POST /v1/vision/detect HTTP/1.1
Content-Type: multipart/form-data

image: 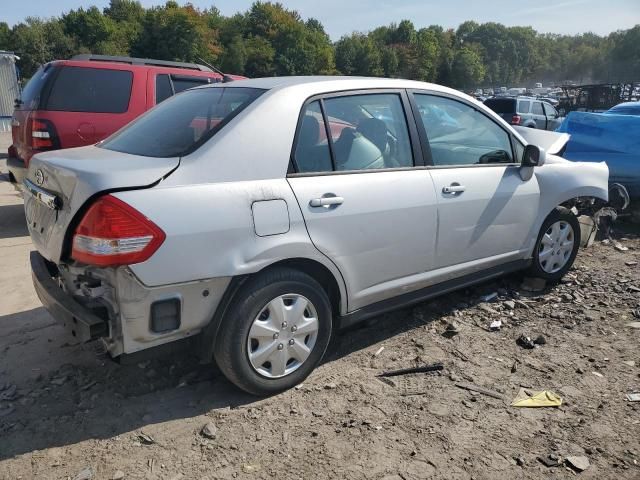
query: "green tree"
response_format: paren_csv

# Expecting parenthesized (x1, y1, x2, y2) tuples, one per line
(451, 46, 485, 88)
(0, 22, 11, 50)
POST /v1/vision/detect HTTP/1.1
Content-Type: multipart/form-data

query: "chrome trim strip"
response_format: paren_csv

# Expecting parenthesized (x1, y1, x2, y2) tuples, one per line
(23, 179, 61, 210)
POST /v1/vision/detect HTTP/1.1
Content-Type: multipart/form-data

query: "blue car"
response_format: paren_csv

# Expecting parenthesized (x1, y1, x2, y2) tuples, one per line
(604, 101, 640, 116)
(557, 110, 640, 200)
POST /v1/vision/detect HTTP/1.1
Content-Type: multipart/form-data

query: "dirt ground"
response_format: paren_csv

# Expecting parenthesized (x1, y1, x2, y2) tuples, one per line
(0, 151, 639, 479)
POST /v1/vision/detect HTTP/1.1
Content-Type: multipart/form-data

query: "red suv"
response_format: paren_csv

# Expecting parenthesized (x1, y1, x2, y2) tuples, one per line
(7, 54, 243, 187)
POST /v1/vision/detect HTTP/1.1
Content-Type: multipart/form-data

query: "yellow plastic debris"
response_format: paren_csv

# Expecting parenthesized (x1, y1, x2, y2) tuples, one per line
(510, 388, 562, 407)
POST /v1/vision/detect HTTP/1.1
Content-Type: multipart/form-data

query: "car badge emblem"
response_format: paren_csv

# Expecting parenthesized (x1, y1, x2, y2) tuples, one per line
(35, 169, 45, 186)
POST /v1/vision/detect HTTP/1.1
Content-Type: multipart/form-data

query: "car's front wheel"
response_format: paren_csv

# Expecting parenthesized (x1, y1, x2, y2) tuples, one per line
(214, 267, 333, 396)
(529, 207, 580, 281)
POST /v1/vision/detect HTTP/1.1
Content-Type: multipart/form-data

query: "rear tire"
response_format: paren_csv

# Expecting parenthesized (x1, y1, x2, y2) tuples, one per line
(528, 207, 580, 281)
(214, 267, 333, 396)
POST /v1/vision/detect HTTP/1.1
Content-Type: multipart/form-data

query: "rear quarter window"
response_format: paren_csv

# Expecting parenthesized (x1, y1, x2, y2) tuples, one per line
(517, 100, 531, 113)
(16, 65, 52, 110)
(100, 87, 264, 158)
(45, 66, 133, 113)
(484, 99, 515, 114)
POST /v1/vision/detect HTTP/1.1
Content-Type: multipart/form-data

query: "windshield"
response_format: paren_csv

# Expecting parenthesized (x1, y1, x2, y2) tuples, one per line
(100, 87, 264, 158)
(484, 98, 516, 114)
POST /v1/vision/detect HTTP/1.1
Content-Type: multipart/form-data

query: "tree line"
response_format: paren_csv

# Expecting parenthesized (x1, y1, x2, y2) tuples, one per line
(0, 0, 638, 89)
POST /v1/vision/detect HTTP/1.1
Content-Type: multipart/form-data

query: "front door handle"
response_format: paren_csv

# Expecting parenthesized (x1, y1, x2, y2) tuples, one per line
(442, 184, 466, 194)
(309, 196, 344, 207)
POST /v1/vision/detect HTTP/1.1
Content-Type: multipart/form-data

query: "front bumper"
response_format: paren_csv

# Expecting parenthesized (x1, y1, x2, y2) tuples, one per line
(7, 156, 26, 191)
(30, 251, 108, 342)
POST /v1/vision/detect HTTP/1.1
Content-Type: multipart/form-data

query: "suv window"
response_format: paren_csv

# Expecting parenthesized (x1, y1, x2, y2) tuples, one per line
(542, 102, 558, 117)
(484, 98, 515, 114)
(155, 74, 173, 104)
(532, 102, 544, 115)
(16, 65, 52, 110)
(414, 94, 513, 166)
(172, 75, 212, 94)
(517, 100, 531, 113)
(45, 66, 133, 113)
(101, 87, 264, 158)
(294, 101, 333, 173)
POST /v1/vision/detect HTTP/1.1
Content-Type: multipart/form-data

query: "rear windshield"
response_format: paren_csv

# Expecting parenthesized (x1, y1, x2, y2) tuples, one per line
(100, 87, 264, 158)
(45, 66, 133, 113)
(16, 65, 52, 110)
(484, 98, 515, 114)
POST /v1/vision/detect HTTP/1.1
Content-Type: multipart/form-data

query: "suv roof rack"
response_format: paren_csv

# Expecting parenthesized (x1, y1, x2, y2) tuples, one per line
(70, 54, 213, 72)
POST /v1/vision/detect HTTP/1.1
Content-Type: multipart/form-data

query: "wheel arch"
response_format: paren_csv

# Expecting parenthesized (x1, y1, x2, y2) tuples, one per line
(198, 256, 347, 362)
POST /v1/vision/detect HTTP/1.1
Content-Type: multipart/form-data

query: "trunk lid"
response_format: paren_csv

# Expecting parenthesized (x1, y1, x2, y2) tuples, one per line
(24, 145, 179, 263)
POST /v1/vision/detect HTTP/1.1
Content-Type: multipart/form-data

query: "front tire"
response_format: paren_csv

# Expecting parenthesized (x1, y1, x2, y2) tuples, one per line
(214, 267, 333, 396)
(529, 207, 580, 281)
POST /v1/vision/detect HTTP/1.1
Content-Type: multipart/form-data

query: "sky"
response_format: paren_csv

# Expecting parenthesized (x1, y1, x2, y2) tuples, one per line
(2, 0, 639, 38)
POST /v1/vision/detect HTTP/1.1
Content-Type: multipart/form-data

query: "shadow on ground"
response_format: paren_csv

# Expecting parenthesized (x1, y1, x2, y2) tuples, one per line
(0, 203, 28, 239)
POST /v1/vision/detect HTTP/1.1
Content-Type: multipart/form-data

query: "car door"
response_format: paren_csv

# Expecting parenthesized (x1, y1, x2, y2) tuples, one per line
(542, 102, 562, 130)
(287, 92, 438, 311)
(410, 92, 540, 275)
(531, 101, 547, 129)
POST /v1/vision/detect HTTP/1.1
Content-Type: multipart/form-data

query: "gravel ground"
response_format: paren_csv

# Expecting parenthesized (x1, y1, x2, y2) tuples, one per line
(0, 155, 639, 479)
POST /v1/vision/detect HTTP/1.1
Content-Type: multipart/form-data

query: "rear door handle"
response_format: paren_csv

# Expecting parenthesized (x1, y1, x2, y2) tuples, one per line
(309, 196, 344, 207)
(442, 184, 466, 194)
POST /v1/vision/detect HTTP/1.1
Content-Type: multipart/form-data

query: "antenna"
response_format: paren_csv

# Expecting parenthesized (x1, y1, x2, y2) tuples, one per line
(196, 57, 235, 83)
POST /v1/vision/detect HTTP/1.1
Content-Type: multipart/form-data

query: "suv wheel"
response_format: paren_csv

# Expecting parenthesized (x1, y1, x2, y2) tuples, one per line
(529, 207, 580, 281)
(214, 267, 333, 396)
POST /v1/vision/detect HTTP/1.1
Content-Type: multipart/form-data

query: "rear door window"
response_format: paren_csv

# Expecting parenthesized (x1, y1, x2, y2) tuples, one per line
(155, 74, 173, 104)
(16, 65, 53, 110)
(532, 102, 544, 115)
(45, 66, 133, 113)
(101, 87, 264, 158)
(294, 101, 333, 173)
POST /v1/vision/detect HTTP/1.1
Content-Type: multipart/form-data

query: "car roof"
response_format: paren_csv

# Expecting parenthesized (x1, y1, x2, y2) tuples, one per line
(217, 75, 462, 96)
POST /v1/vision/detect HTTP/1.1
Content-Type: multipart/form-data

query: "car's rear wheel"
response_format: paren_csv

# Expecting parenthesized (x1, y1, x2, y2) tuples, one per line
(214, 267, 333, 396)
(529, 207, 580, 281)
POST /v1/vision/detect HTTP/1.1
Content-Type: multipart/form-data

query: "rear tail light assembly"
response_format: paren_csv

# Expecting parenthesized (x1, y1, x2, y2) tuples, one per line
(511, 115, 522, 125)
(26, 118, 60, 166)
(71, 195, 165, 267)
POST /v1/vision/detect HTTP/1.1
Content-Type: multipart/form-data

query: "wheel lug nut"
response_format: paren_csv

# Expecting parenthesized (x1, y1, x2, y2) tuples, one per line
(273, 332, 279, 339)
(288, 339, 295, 345)
(282, 321, 288, 328)
(291, 325, 297, 332)
(277, 343, 284, 350)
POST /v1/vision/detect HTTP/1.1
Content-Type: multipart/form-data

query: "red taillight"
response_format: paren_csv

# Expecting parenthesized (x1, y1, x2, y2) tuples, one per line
(511, 115, 521, 125)
(28, 118, 58, 151)
(71, 195, 165, 267)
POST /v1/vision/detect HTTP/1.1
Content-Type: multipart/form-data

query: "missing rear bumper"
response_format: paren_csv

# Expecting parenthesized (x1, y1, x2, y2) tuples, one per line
(30, 251, 108, 342)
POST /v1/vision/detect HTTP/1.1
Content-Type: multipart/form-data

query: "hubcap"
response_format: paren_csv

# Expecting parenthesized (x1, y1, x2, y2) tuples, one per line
(247, 294, 319, 378)
(538, 220, 575, 273)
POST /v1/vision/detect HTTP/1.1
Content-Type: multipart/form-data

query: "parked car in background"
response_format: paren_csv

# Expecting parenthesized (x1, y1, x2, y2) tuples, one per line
(7, 54, 244, 188)
(484, 96, 563, 130)
(26, 77, 608, 396)
(604, 101, 640, 116)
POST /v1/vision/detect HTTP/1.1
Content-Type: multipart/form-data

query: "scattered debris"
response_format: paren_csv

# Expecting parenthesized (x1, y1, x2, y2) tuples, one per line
(622, 360, 636, 367)
(489, 319, 502, 331)
(625, 261, 638, 266)
(455, 382, 504, 400)
(137, 432, 155, 445)
(521, 277, 546, 292)
(538, 454, 562, 468)
(592, 371, 604, 378)
(324, 382, 337, 390)
(378, 363, 444, 378)
(613, 241, 629, 252)
(510, 389, 562, 407)
(442, 321, 460, 339)
(73, 467, 94, 480)
(200, 422, 218, 439)
(533, 335, 546, 345)
(503, 300, 516, 310)
(627, 322, 640, 329)
(511, 360, 519, 373)
(373, 346, 385, 357)
(516, 335, 535, 349)
(112, 471, 125, 480)
(565, 455, 590, 472)
(626, 393, 640, 402)
(480, 292, 498, 302)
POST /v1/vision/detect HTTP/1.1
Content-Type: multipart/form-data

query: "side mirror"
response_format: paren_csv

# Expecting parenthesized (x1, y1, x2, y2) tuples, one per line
(522, 144, 546, 167)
